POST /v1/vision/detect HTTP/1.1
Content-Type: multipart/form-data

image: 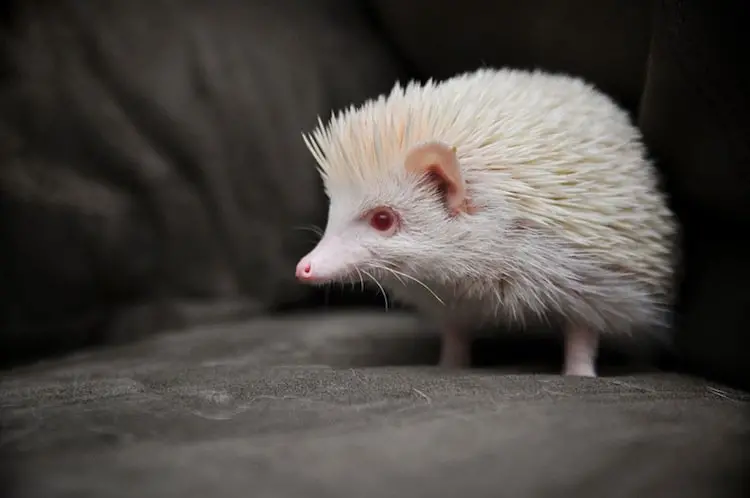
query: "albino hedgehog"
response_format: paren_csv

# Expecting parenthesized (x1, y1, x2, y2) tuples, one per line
(295, 68, 678, 377)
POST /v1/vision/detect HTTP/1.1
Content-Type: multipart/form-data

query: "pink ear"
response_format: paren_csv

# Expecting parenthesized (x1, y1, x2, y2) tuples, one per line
(404, 142, 476, 215)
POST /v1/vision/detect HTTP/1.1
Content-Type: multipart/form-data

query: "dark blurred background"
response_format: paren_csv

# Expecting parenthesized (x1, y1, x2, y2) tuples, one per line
(0, 1, 748, 497)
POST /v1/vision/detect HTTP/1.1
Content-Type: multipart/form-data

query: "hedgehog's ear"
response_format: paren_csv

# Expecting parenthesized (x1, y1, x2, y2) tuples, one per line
(404, 142, 475, 216)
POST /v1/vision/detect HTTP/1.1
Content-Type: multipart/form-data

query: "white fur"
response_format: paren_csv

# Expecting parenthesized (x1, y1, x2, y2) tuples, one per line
(302, 68, 678, 342)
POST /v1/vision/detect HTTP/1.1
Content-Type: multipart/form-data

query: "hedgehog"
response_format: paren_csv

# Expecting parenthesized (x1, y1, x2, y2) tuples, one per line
(294, 67, 678, 377)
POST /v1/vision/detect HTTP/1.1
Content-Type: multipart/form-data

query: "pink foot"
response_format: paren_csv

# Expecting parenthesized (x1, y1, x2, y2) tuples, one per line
(563, 323, 599, 377)
(438, 326, 472, 368)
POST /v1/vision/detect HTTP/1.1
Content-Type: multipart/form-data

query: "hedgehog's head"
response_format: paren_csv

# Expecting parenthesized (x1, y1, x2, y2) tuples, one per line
(295, 141, 478, 286)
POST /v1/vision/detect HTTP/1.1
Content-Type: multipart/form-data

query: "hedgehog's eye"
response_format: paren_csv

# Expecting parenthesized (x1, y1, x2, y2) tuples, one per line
(366, 207, 398, 235)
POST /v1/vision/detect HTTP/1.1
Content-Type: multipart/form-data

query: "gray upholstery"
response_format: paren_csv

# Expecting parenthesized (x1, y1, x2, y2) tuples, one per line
(2, 312, 748, 498)
(0, 0, 405, 361)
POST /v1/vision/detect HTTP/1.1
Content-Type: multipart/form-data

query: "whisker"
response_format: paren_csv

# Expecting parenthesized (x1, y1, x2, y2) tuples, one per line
(370, 263, 405, 286)
(292, 225, 324, 238)
(355, 268, 366, 293)
(372, 264, 445, 306)
(361, 269, 389, 311)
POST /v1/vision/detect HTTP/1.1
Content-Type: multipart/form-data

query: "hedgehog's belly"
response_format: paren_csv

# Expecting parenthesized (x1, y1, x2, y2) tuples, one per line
(383, 279, 506, 328)
(382, 272, 668, 337)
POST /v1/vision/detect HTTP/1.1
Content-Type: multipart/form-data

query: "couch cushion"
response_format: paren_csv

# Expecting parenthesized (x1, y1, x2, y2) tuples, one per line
(2, 312, 747, 498)
(0, 0, 405, 363)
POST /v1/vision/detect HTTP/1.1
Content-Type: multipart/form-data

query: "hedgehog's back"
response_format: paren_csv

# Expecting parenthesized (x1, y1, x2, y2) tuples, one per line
(433, 70, 676, 301)
(311, 68, 649, 188)
(440, 70, 677, 306)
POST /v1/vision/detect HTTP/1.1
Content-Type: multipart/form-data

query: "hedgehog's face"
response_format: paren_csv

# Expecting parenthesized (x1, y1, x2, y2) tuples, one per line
(295, 141, 476, 286)
(293, 181, 426, 285)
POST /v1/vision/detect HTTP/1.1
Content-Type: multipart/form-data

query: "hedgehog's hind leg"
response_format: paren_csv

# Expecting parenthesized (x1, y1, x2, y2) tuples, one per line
(562, 323, 599, 377)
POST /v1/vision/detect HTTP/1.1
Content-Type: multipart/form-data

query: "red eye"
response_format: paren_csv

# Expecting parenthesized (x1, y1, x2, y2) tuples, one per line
(368, 208, 397, 233)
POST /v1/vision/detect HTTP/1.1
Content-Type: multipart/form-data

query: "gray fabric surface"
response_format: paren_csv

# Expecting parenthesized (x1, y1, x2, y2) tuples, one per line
(2, 311, 747, 498)
(0, 0, 406, 359)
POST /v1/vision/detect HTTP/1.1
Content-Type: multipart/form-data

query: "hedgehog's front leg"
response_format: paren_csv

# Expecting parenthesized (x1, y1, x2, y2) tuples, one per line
(562, 323, 599, 377)
(438, 326, 472, 368)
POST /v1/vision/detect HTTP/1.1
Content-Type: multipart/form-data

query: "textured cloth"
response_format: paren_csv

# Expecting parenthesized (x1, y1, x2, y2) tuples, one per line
(2, 312, 748, 498)
(0, 0, 404, 362)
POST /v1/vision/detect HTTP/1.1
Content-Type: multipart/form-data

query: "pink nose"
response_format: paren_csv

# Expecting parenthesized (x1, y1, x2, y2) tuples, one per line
(295, 259, 314, 281)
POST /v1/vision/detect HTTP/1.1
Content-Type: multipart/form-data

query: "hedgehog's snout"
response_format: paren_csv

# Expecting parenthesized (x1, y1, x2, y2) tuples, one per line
(296, 233, 368, 284)
(296, 246, 333, 284)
